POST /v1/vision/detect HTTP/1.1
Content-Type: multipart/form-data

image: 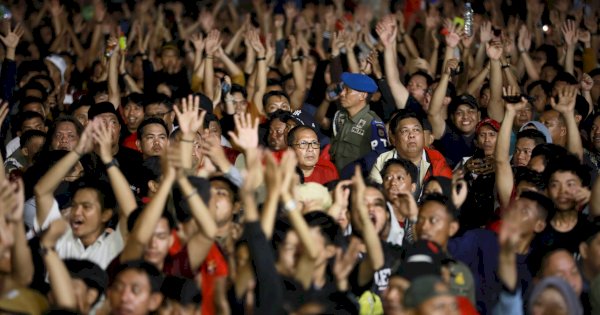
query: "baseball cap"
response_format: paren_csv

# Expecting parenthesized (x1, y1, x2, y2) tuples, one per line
(341, 72, 378, 93)
(448, 94, 479, 115)
(475, 118, 500, 134)
(161, 276, 202, 306)
(446, 260, 476, 305)
(290, 109, 317, 129)
(403, 275, 454, 309)
(396, 240, 445, 281)
(88, 101, 120, 120)
(64, 259, 108, 296)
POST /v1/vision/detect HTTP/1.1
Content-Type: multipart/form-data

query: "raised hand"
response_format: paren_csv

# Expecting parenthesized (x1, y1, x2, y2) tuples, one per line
(175, 94, 206, 135)
(200, 129, 230, 171)
(550, 85, 577, 115)
(480, 21, 493, 44)
(205, 29, 222, 56)
(40, 219, 69, 249)
(283, 1, 298, 22)
(191, 33, 205, 53)
(333, 237, 361, 290)
(342, 29, 358, 49)
(578, 29, 591, 47)
(581, 73, 594, 92)
(366, 50, 382, 78)
(391, 190, 419, 221)
(443, 19, 462, 48)
(502, 86, 528, 112)
(279, 149, 299, 198)
(0, 179, 17, 220)
(74, 120, 97, 156)
(444, 58, 459, 75)
(517, 25, 531, 53)
(264, 151, 282, 194)
(486, 40, 503, 60)
(0, 24, 24, 50)
(561, 19, 579, 47)
(375, 15, 397, 48)
(5, 178, 25, 224)
(241, 148, 264, 194)
(330, 31, 345, 56)
(247, 29, 265, 57)
(93, 119, 115, 164)
(228, 113, 260, 152)
(451, 170, 468, 209)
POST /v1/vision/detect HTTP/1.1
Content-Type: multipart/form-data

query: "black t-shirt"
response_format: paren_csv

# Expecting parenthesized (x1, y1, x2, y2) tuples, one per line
(437, 123, 476, 168)
(351, 240, 403, 296)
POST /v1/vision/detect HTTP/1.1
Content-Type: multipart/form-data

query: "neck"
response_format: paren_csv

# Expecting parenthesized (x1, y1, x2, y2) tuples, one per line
(111, 144, 119, 156)
(216, 223, 232, 240)
(551, 210, 578, 232)
(516, 234, 534, 255)
(79, 229, 104, 247)
(346, 103, 366, 118)
(399, 149, 422, 165)
(312, 262, 328, 288)
(582, 261, 598, 282)
(380, 223, 390, 242)
(301, 165, 315, 177)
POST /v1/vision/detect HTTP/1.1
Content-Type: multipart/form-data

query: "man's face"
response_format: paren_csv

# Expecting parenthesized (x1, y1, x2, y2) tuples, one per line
(292, 129, 320, 169)
(71, 278, 98, 314)
(542, 250, 583, 296)
(73, 106, 90, 127)
(417, 293, 458, 315)
(451, 105, 479, 134)
(277, 230, 300, 276)
(547, 171, 583, 212)
(145, 104, 174, 130)
(540, 110, 565, 144)
(476, 125, 498, 157)
(161, 48, 180, 74)
(265, 95, 291, 115)
(108, 269, 162, 315)
(416, 201, 457, 248)
(124, 102, 144, 132)
(514, 103, 534, 129)
(23, 136, 46, 161)
(363, 187, 389, 235)
(382, 164, 415, 201)
(70, 188, 106, 243)
(207, 121, 222, 139)
(227, 92, 248, 115)
(530, 85, 548, 113)
(479, 88, 490, 109)
(137, 123, 168, 159)
(394, 117, 424, 159)
(513, 138, 536, 167)
(590, 116, 600, 152)
(20, 117, 46, 134)
(592, 74, 600, 105)
(339, 86, 365, 109)
(51, 121, 79, 151)
(407, 75, 428, 103)
(209, 180, 234, 227)
(143, 218, 174, 267)
(97, 113, 121, 146)
(268, 119, 287, 151)
(508, 198, 545, 236)
(22, 102, 46, 117)
(383, 276, 411, 314)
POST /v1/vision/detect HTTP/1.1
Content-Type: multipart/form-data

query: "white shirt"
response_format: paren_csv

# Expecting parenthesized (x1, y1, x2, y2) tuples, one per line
(33, 199, 124, 269)
(5, 136, 20, 157)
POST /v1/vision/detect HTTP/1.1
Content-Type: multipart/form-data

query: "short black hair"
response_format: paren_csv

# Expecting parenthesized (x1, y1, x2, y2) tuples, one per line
(514, 167, 546, 191)
(209, 175, 239, 202)
(263, 90, 291, 110)
(161, 276, 202, 306)
(145, 93, 174, 111)
(407, 70, 433, 87)
(123, 92, 146, 108)
(268, 109, 293, 126)
(551, 71, 579, 88)
(75, 178, 116, 211)
(530, 143, 569, 170)
(48, 116, 84, 142)
(19, 129, 46, 148)
(419, 192, 458, 220)
(127, 207, 176, 232)
(516, 129, 547, 146)
(230, 84, 247, 98)
(137, 118, 169, 140)
(18, 96, 45, 113)
(518, 190, 554, 222)
(544, 154, 591, 187)
(381, 158, 418, 185)
(287, 125, 318, 148)
(389, 110, 422, 135)
(68, 94, 94, 115)
(16, 111, 45, 131)
(303, 211, 340, 245)
(110, 260, 164, 293)
(527, 80, 552, 96)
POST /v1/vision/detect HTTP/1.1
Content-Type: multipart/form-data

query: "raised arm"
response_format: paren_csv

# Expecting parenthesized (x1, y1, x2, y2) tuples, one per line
(551, 85, 583, 160)
(487, 41, 505, 122)
(377, 15, 409, 108)
(517, 25, 539, 81)
(34, 122, 95, 227)
(495, 88, 526, 208)
(248, 29, 269, 116)
(3, 178, 33, 286)
(288, 35, 307, 110)
(561, 19, 578, 76)
(428, 59, 457, 139)
(93, 121, 137, 238)
(0, 24, 24, 62)
(41, 219, 76, 310)
(352, 166, 384, 286)
(120, 158, 176, 263)
(261, 153, 281, 239)
(107, 37, 121, 109)
(203, 30, 222, 101)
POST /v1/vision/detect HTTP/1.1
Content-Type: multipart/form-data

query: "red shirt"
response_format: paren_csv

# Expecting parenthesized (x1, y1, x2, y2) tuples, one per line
(200, 244, 229, 315)
(304, 144, 339, 184)
(122, 132, 141, 152)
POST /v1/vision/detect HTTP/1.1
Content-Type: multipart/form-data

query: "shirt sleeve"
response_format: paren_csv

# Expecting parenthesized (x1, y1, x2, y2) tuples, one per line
(492, 287, 523, 315)
(33, 199, 61, 232)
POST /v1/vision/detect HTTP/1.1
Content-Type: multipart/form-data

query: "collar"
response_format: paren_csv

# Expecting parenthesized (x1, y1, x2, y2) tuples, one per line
(347, 105, 370, 123)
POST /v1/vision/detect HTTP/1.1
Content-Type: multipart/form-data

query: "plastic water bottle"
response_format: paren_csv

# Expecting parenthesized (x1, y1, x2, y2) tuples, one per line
(464, 2, 473, 37)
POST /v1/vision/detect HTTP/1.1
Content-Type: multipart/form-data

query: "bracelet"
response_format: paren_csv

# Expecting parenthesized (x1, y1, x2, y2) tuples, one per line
(181, 139, 194, 143)
(105, 159, 120, 169)
(283, 199, 298, 212)
(292, 56, 303, 62)
(256, 56, 266, 61)
(185, 189, 198, 201)
(206, 55, 214, 59)
(501, 64, 510, 69)
(39, 245, 55, 256)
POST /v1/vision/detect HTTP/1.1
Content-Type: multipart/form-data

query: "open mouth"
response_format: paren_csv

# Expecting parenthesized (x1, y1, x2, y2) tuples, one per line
(71, 219, 84, 230)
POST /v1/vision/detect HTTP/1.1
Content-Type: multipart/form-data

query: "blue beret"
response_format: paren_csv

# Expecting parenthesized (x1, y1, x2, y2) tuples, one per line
(341, 72, 378, 93)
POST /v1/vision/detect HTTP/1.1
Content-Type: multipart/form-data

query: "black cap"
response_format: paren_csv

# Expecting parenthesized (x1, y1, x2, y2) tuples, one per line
(448, 94, 479, 115)
(63, 259, 108, 296)
(395, 240, 446, 281)
(88, 101, 119, 120)
(161, 276, 202, 305)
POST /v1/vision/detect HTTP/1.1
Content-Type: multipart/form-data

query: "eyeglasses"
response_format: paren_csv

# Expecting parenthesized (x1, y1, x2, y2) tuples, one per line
(294, 141, 320, 149)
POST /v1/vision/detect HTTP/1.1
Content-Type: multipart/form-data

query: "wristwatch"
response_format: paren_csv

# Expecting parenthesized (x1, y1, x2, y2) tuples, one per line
(105, 159, 120, 169)
(283, 199, 298, 212)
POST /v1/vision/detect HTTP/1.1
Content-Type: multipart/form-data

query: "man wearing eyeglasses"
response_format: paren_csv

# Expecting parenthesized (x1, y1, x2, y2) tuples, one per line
(288, 125, 338, 185)
(330, 73, 388, 178)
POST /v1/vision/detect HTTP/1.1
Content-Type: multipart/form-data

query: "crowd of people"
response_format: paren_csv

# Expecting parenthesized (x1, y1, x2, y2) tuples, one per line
(0, 0, 600, 314)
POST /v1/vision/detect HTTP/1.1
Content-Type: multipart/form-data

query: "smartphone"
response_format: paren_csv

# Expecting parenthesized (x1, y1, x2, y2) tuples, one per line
(221, 81, 231, 95)
(326, 83, 343, 99)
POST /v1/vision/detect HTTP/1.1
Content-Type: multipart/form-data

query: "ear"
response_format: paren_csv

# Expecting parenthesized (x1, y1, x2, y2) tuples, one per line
(148, 292, 164, 311)
(325, 244, 336, 259)
(575, 115, 582, 125)
(580, 242, 589, 260)
(101, 209, 114, 223)
(16, 131, 22, 137)
(136, 139, 141, 151)
(426, 133, 434, 147)
(148, 180, 159, 194)
(560, 125, 567, 137)
(448, 221, 459, 238)
(443, 96, 451, 106)
(410, 183, 416, 193)
(359, 92, 367, 101)
(86, 288, 99, 307)
(533, 220, 546, 233)
(21, 147, 30, 157)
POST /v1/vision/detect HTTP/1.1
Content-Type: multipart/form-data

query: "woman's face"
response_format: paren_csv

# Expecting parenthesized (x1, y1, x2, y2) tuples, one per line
(530, 287, 568, 315)
(424, 180, 443, 195)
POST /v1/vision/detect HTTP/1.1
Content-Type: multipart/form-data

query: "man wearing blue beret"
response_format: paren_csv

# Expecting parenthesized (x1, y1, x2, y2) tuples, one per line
(330, 72, 389, 177)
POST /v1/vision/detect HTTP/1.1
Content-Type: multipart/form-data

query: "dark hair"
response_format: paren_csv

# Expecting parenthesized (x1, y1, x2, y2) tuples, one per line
(19, 129, 46, 148)
(536, 45, 558, 64)
(88, 80, 109, 97)
(516, 129, 547, 146)
(551, 71, 579, 88)
(74, 178, 116, 211)
(123, 92, 146, 108)
(381, 158, 418, 185)
(18, 96, 45, 113)
(110, 260, 164, 293)
(21, 80, 49, 101)
(389, 110, 422, 135)
(209, 175, 239, 202)
(268, 109, 293, 126)
(530, 143, 569, 170)
(127, 207, 176, 232)
(68, 94, 94, 115)
(263, 90, 291, 111)
(137, 118, 169, 140)
(543, 154, 591, 187)
(287, 125, 318, 148)
(527, 80, 552, 96)
(230, 84, 248, 98)
(518, 190, 554, 222)
(514, 167, 546, 191)
(161, 276, 202, 306)
(419, 193, 458, 220)
(16, 111, 45, 131)
(407, 70, 433, 87)
(145, 93, 174, 111)
(303, 211, 340, 245)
